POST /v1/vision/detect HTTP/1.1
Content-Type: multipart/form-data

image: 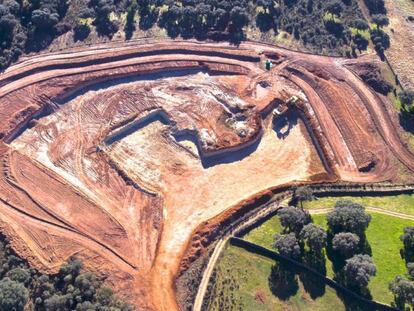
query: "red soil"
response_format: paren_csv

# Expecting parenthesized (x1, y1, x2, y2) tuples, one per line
(0, 40, 413, 311)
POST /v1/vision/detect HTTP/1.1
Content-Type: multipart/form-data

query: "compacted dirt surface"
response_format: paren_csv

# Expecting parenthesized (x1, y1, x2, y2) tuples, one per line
(0, 40, 414, 310)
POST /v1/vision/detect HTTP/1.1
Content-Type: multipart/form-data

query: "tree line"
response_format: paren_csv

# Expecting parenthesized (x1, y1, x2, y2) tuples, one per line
(0, 0, 390, 70)
(390, 225, 414, 310)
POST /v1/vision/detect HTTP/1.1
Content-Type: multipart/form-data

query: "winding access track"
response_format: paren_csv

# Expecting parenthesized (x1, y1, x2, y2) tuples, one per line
(0, 40, 414, 311)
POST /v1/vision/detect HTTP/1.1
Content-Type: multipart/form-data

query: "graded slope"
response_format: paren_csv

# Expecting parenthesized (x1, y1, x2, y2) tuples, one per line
(0, 40, 412, 311)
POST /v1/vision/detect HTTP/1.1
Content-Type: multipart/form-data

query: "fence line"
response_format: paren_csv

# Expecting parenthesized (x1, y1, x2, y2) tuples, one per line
(193, 182, 414, 310)
(229, 237, 398, 311)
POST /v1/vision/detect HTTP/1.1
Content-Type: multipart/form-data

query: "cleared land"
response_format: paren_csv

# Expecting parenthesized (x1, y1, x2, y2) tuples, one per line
(0, 40, 413, 310)
(383, 0, 414, 89)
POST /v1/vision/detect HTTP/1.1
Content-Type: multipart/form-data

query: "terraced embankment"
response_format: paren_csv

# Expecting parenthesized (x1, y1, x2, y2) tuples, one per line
(0, 40, 413, 311)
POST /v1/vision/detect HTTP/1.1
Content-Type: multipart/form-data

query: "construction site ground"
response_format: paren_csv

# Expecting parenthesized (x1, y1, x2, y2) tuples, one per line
(0, 40, 413, 310)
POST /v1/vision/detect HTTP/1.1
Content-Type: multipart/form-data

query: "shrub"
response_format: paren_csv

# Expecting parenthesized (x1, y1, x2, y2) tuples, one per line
(398, 90, 414, 108)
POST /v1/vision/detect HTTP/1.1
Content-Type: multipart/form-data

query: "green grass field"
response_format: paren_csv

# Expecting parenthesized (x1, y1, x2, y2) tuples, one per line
(243, 216, 283, 249)
(313, 212, 412, 304)
(241, 197, 414, 305)
(303, 194, 414, 216)
(205, 244, 346, 311)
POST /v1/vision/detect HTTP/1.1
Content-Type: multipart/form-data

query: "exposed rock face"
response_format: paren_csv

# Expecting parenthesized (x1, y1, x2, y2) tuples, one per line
(0, 40, 413, 311)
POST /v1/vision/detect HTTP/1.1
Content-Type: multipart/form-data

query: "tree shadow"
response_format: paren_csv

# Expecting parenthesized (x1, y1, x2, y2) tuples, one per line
(268, 262, 299, 300)
(336, 291, 373, 311)
(139, 11, 158, 31)
(300, 252, 327, 299)
(325, 232, 374, 310)
(399, 110, 414, 135)
(272, 111, 298, 139)
(25, 31, 54, 53)
(74, 24, 91, 42)
(360, 234, 372, 256)
(94, 18, 118, 38)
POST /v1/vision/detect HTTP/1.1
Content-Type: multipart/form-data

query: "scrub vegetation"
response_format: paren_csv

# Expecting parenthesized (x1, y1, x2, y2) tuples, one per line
(0, 0, 390, 70)
(0, 235, 132, 311)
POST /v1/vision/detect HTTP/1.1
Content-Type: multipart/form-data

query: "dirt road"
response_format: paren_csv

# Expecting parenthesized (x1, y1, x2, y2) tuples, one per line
(309, 207, 414, 221)
(0, 40, 413, 311)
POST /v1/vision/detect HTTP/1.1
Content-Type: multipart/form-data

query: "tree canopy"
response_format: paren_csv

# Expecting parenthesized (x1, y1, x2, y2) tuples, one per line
(371, 14, 389, 28)
(401, 226, 414, 263)
(0, 278, 29, 311)
(343, 254, 376, 289)
(332, 232, 360, 258)
(0, 235, 133, 311)
(278, 206, 311, 234)
(0, 0, 372, 70)
(273, 233, 302, 259)
(327, 200, 371, 236)
(299, 223, 327, 252)
(294, 186, 314, 208)
(389, 276, 414, 310)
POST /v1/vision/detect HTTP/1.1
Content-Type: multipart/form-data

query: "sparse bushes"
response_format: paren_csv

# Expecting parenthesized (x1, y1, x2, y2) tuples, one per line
(361, 68, 393, 94)
(399, 90, 414, 114)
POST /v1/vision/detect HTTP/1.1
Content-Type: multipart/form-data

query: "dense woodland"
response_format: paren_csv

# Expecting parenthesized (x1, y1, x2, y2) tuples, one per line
(0, 235, 133, 311)
(0, 0, 391, 70)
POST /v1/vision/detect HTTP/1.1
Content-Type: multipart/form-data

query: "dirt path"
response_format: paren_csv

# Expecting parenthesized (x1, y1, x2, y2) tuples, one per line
(309, 206, 414, 221)
(193, 237, 228, 311)
(1, 40, 414, 311)
(193, 199, 290, 311)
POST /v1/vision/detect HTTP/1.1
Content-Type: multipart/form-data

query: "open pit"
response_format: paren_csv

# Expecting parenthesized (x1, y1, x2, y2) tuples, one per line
(0, 40, 413, 311)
